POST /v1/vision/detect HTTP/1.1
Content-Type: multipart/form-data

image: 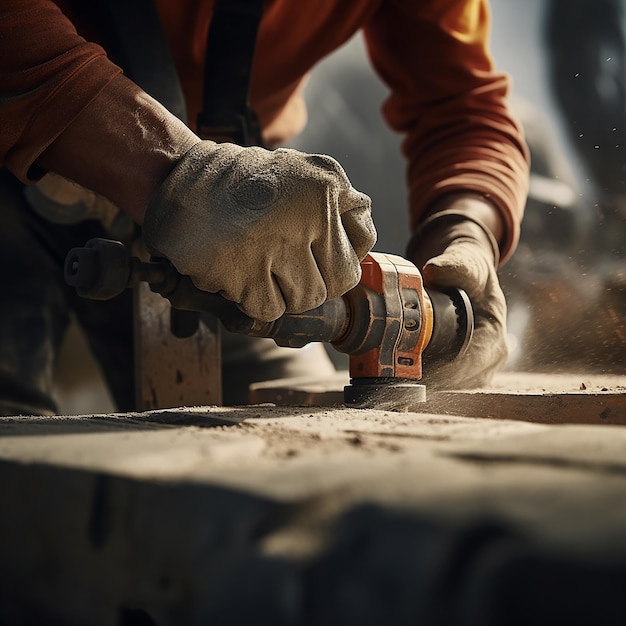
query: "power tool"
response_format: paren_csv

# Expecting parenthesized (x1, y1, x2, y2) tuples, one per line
(64, 238, 473, 408)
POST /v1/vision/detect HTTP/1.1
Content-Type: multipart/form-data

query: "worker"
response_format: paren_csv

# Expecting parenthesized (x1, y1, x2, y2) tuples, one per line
(0, 0, 529, 416)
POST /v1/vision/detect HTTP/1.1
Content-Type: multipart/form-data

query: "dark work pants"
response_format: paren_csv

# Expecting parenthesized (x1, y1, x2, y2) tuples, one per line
(0, 170, 135, 416)
(0, 170, 336, 416)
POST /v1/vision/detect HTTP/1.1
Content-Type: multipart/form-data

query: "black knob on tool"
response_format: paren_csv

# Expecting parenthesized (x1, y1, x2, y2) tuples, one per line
(64, 238, 132, 300)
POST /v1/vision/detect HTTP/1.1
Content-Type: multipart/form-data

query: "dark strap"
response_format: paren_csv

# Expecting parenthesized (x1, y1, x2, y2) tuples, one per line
(197, 0, 265, 146)
(68, 0, 188, 123)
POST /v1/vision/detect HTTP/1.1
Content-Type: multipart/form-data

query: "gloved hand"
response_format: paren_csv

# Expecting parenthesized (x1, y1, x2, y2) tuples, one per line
(408, 208, 508, 389)
(142, 141, 377, 322)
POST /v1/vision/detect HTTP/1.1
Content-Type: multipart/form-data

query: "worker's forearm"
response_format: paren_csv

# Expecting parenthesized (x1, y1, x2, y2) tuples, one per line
(407, 192, 505, 268)
(426, 192, 504, 243)
(35, 73, 201, 224)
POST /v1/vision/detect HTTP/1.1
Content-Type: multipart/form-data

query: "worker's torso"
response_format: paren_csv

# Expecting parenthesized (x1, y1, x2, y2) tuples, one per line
(55, 0, 384, 142)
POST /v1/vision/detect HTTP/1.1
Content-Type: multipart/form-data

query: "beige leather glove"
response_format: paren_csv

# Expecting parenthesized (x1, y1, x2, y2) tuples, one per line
(408, 209, 507, 390)
(143, 141, 377, 321)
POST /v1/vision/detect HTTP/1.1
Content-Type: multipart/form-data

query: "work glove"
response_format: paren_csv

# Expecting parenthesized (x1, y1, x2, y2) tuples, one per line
(142, 141, 377, 322)
(408, 210, 507, 389)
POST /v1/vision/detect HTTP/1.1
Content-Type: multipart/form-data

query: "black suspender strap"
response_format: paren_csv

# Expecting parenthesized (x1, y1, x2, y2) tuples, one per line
(68, 0, 264, 144)
(70, 0, 189, 124)
(197, 0, 265, 146)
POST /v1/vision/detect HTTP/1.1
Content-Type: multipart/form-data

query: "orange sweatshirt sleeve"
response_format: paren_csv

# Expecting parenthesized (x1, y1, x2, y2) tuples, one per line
(0, 0, 199, 222)
(0, 0, 121, 180)
(363, 0, 530, 262)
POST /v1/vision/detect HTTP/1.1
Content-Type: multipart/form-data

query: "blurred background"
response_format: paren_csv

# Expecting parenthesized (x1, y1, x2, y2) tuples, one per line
(53, 0, 626, 413)
(286, 0, 626, 376)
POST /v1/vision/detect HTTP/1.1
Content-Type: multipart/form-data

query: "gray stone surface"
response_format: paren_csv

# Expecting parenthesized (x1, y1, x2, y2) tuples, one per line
(2, 406, 626, 624)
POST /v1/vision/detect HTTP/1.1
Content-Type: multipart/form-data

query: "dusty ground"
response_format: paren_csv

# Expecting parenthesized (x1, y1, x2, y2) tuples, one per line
(3, 399, 626, 624)
(4, 366, 624, 624)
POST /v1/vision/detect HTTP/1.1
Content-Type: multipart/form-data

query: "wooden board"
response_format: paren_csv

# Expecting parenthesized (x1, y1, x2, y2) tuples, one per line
(249, 371, 626, 425)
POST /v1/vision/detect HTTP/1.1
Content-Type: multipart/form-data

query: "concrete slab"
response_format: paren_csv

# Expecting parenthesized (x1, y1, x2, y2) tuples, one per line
(3, 404, 626, 624)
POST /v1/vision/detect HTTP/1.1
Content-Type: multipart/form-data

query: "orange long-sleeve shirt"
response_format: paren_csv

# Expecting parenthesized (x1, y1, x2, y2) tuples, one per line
(0, 0, 529, 260)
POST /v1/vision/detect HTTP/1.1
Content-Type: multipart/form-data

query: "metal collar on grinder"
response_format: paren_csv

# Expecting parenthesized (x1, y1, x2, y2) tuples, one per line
(340, 253, 473, 409)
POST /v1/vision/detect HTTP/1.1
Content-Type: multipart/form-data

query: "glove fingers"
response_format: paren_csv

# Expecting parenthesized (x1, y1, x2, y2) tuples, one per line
(311, 226, 362, 301)
(422, 241, 490, 299)
(236, 278, 285, 322)
(425, 269, 508, 389)
(426, 241, 508, 331)
(221, 254, 329, 321)
(465, 312, 509, 386)
(302, 153, 351, 185)
(274, 249, 328, 314)
(198, 267, 287, 323)
(302, 152, 377, 261)
(420, 235, 508, 389)
(340, 198, 377, 260)
(424, 317, 508, 390)
(303, 186, 371, 300)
